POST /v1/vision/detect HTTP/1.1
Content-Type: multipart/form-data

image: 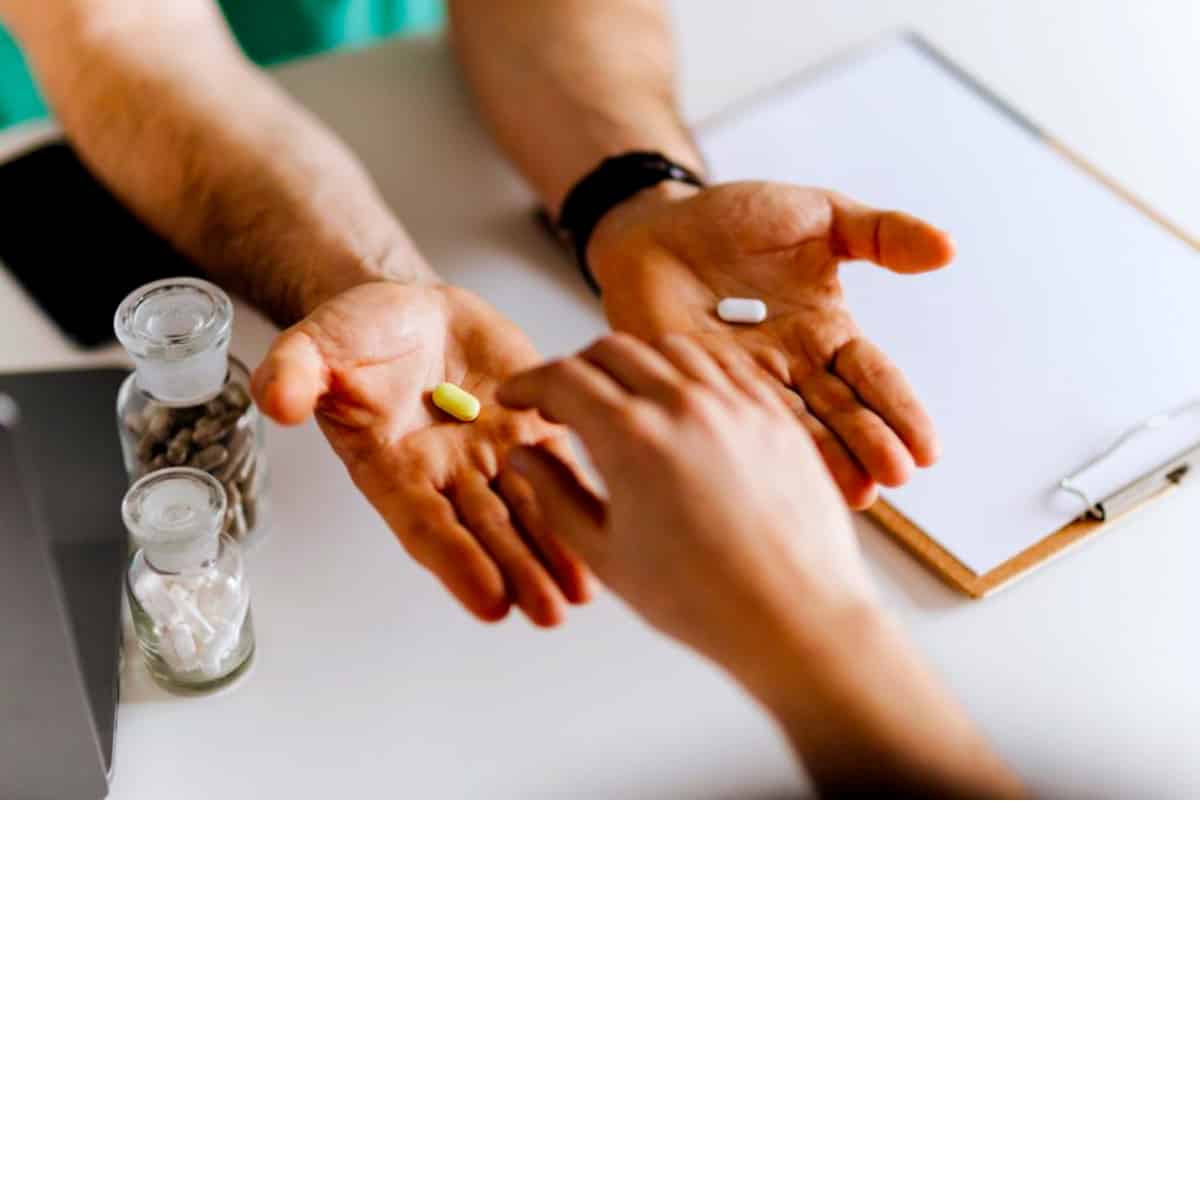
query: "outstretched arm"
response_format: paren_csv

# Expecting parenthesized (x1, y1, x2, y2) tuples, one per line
(1, 0, 430, 326)
(450, 0, 955, 510)
(498, 335, 1022, 799)
(3, 0, 591, 625)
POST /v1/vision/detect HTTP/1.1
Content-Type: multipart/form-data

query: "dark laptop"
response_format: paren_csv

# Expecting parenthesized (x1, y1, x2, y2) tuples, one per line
(0, 370, 128, 799)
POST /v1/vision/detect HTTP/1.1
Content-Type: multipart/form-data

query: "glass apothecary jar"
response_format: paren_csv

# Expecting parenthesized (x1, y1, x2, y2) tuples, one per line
(122, 468, 256, 693)
(115, 277, 271, 545)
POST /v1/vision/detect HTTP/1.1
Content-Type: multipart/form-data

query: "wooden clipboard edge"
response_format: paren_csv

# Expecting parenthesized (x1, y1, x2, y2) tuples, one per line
(1049, 139, 1200, 253)
(866, 500, 1118, 598)
(868, 482, 1182, 599)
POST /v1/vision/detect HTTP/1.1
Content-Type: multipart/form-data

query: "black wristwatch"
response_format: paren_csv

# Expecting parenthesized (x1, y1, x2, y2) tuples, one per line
(556, 151, 707, 294)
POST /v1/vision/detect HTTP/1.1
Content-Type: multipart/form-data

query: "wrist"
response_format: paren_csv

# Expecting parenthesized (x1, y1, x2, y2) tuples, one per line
(294, 245, 441, 322)
(585, 178, 701, 286)
(728, 597, 895, 719)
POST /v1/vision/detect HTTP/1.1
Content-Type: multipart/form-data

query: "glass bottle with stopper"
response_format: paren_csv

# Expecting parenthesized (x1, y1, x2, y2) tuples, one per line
(122, 467, 256, 692)
(115, 277, 270, 544)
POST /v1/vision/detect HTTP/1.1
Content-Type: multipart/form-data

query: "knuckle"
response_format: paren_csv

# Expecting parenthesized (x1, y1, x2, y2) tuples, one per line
(584, 333, 624, 359)
(652, 332, 692, 359)
(404, 511, 441, 547)
(599, 331, 641, 354)
(529, 358, 572, 390)
(858, 360, 889, 389)
(475, 506, 513, 538)
(617, 405, 667, 447)
(674, 382, 717, 416)
(557, 357, 598, 389)
(844, 408, 884, 441)
(480, 407, 522, 443)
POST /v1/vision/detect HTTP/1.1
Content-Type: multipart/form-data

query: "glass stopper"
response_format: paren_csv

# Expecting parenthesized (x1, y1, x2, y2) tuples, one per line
(122, 467, 227, 572)
(115, 278, 234, 406)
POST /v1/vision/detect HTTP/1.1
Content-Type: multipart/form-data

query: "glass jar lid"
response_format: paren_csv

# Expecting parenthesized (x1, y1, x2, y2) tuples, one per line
(115, 278, 234, 405)
(122, 467, 227, 572)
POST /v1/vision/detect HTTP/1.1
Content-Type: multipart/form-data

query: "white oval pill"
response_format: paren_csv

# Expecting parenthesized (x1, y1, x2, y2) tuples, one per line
(717, 297, 768, 325)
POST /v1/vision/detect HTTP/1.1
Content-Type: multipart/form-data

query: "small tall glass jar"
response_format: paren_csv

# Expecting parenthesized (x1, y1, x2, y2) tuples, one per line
(122, 468, 256, 693)
(115, 277, 271, 545)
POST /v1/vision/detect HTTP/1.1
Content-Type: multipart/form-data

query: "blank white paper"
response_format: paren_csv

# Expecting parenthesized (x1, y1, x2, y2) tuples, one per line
(699, 36, 1200, 575)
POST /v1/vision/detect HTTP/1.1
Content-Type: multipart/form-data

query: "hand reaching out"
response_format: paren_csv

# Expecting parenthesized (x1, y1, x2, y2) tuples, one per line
(252, 282, 591, 625)
(496, 333, 1021, 799)
(496, 332, 877, 680)
(587, 181, 956, 509)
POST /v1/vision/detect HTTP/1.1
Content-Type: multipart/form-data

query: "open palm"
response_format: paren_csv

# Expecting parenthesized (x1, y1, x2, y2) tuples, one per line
(589, 181, 955, 508)
(252, 282, 591, 624)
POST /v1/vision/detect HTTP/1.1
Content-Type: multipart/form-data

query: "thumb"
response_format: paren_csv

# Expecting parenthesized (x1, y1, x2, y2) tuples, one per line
(505, 445, 608, 570)
(251, 327, 330, 426)
(830, 193, 956, 275)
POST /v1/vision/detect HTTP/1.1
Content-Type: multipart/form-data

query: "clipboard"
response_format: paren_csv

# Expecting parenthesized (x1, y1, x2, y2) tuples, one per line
(697, 34, 1200, 599)
(868, 129, 1200, 598)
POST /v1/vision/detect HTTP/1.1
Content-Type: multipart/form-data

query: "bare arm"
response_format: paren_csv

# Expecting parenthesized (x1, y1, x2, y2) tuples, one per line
(747, 606, 1019, 800)
(1, 0, 433, 325)
(447, 0, 702, 216)
(498, 335, 1023, 800)
(2, 0, 597, 626)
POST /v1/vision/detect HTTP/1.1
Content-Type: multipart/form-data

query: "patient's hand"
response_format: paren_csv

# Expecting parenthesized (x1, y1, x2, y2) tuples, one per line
(253, 282, 590, 625)
(497, 332, 878, 676)
(498, 334, 1023, 799)
(587, 181, 954, 509)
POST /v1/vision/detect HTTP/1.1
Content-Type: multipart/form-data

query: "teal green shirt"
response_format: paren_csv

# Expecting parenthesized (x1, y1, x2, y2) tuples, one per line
(0, 0, 443, 130)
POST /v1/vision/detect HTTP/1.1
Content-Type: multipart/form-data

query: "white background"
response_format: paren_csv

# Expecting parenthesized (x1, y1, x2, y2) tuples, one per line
(1, 802, 1198, 1198)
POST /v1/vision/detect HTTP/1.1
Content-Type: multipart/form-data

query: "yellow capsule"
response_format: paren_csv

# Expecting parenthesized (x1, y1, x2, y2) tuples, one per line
(432, 382, 481, 423)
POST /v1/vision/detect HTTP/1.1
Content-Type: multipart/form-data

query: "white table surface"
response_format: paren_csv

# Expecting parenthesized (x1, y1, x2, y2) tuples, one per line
(2, 0, 1197, 798)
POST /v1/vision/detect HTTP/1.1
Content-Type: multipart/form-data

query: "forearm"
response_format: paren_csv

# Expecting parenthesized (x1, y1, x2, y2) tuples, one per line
(735, 605, 1024, 799)
(448, 0, 703, 216)
(6, 0, 432, 326)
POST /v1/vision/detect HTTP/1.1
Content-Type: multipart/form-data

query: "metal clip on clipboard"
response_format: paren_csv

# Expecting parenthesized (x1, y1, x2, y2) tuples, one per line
(1059, 398, 1200, 521)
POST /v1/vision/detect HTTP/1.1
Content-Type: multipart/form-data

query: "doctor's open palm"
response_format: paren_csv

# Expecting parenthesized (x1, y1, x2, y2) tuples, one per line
(252, 281, 591, 625)
(587, 181, 956, 510)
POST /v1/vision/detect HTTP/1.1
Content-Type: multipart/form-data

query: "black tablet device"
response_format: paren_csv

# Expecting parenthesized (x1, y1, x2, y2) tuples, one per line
(0, 141, 196, 347)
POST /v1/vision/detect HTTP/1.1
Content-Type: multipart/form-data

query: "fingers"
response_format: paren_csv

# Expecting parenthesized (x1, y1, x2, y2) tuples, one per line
(794, 408, 879, 510)
(505, 445, 608, 570)
(579, 333, 686, 405)
(385, 484, 511, 622)
(451, 471, 570, 628)
(497, 354, 632, 450)
(829, 193, 956, 275)
(664, 338, 878, 506)
(716, 348, 882, 507)
(251, 327, 329, 426)
(686, 339, 797, 415)
(796, 370, 916, 488)
(503, 333, 886, 511)
(651, 334, 758, 405)
(495, 447, 595, 606)
(832, 338, 941, 466)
